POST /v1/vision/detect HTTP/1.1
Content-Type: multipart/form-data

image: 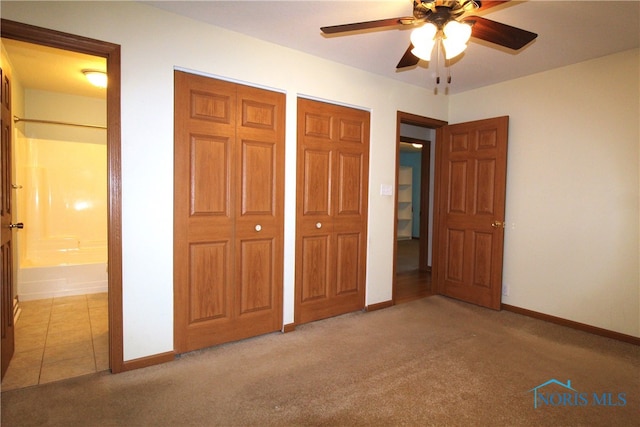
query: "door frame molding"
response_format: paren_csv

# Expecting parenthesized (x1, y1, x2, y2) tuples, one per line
(1, 19, 124, 373)
(393, 111, 447, 302)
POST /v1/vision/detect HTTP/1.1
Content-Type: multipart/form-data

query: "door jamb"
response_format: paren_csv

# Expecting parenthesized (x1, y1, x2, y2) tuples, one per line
(1, 19, 124, 373)
(393, 111, 447, 303)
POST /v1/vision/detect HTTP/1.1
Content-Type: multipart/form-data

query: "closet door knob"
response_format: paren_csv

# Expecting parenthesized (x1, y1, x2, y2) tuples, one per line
(255, 224, 262, 232)
(315, 222, 322, 229)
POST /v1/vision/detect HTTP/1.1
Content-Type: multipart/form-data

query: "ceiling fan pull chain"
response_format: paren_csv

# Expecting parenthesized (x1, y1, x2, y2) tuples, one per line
(447, 58, 452, 84)
(436, 40, 441, 85)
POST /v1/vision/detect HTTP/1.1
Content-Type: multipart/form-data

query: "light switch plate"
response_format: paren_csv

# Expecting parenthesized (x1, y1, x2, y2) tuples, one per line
(380, 184, 393, 196)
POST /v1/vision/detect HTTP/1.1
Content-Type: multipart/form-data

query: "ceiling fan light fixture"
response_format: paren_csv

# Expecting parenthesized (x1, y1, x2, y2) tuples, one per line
(442, 38, 467, 59)
(443, 20, 472, 44)
(410, 23, 437, 48)
(410, 23, 438, 61)
(442, 20, 472, 59)
(411, 42, 436, 61)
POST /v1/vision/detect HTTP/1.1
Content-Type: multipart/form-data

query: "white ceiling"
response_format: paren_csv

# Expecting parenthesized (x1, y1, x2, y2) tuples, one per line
(1, 38, 106, 99)
(144, 0, 640, 94)
(1, 1, 638, 97)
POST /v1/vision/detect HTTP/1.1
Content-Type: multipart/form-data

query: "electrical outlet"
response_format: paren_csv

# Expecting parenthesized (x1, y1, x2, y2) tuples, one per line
(502, 283, 509, 296)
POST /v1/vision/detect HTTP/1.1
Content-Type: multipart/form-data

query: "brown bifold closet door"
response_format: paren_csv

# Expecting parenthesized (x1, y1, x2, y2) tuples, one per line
(295, 98, 370, 325)
(174, 71, 284, 353)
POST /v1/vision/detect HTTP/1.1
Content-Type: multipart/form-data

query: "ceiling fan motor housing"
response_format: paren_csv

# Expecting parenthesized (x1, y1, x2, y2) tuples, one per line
(415, 0, 478, 28)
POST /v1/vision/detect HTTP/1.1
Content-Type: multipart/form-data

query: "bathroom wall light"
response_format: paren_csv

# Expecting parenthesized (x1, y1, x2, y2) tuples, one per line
(83, 70, 107, 88)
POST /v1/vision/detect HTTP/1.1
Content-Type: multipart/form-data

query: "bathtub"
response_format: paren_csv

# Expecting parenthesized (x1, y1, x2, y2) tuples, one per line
(18, 246, 108, 301)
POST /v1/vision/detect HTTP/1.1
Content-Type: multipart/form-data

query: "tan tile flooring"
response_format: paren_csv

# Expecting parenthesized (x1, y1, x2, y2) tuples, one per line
(1, 293, 108, 391)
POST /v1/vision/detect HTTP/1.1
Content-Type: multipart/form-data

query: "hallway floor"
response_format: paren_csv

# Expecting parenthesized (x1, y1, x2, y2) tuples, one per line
(1, 293, 109, 391)
(395, 238, 432, 304)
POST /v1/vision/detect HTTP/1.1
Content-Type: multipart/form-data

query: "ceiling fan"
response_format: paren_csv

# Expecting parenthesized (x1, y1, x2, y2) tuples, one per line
(321, 0, 537, 69)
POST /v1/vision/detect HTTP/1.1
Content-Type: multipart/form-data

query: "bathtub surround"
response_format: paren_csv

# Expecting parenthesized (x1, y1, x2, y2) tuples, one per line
(17, 263, 108, 301)
(14, 89, 108, 301)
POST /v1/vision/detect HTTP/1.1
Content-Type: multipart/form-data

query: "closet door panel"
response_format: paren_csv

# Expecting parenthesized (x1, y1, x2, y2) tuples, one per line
(233, 85, 284, 337)
(175, 72, 284, 353)
(302, 149, 332, 216)
(239, 140, 275, 216)
(336, 151, 364, 216)
(335, 232, 360, 295)
(299, 234, 331, 302)
(190, 135, 230, 216)
(237, 237, 275, 314)
(295, 98, 369, 325)
(189, 241, 230, 323)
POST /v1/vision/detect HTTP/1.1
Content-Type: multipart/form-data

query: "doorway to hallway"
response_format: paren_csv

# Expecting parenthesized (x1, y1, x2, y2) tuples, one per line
(393, 112, 446, 304)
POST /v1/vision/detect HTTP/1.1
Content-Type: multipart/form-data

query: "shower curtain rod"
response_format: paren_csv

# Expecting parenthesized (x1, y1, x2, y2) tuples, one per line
(13, 116, 106, 130)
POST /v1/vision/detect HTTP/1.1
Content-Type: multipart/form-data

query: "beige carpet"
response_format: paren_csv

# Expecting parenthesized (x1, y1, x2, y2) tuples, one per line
(1, 296, 638, 426)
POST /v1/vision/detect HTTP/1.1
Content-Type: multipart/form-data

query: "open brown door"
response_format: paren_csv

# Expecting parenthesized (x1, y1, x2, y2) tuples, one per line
(1, 67, 15, 378)
(434, 116, 508, 310)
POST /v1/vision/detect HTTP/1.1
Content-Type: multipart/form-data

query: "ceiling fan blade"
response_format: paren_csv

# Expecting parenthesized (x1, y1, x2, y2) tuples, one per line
(464, 16, 537, 50)
(397, 44, 420, 69)
(476, 1, 510, 12)
(321, 17, 414, 34)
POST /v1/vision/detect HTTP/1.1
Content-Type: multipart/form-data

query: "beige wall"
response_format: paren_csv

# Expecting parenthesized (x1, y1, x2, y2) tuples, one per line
(1, 1, 449, 360)
(3, 2, 637, 363)
(449, 49, 640, 337)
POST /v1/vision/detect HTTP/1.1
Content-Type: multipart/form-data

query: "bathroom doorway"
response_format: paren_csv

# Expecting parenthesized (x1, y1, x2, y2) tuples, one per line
(1, 38, 108, 388)
(0, 26, 120, 388)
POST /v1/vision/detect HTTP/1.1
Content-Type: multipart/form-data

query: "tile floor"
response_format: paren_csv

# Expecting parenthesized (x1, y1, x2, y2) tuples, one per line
(1, 293, 108, 391)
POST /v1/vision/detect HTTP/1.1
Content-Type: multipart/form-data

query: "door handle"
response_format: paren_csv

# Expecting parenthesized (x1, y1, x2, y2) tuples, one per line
(9, 222, 24, 229)
(316, 222, 322, 229)
(255, 224, 262, 232)
(491, 221, 503, 228)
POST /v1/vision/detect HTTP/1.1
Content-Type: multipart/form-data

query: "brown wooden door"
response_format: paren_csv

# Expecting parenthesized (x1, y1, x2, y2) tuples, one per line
(295, 98, 369, 324)
(174, 71, 284, 353)
(434, 116, 508, 310)
(1, 67, 14, 378)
